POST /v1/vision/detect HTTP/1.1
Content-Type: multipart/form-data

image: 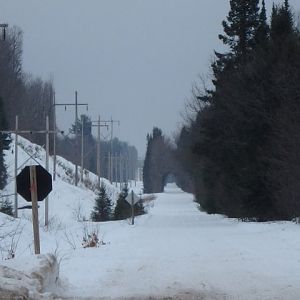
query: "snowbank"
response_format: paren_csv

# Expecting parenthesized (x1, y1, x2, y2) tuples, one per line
(0, 254, 58, 299)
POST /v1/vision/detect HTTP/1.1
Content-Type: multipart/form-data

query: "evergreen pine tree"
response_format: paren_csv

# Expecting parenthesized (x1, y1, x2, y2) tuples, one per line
(271, 0, 294, 42)
(143, 133, 152, 193)
(0, 198, 13, 216)
(143, 128, 163, 193)
(143, 127, 169, 193)
(210, 0, 261, 96)
(91, 183, 113, 221)
(218, 0, 260, 61)
(255, 0, 270, 48)
(114, 184, 131, 220)
(187, 0, 273, 219)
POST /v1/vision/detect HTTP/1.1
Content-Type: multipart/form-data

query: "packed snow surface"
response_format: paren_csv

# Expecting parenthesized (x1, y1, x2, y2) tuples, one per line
(52, 184, 300, 299)
(2, 184, 300, 299)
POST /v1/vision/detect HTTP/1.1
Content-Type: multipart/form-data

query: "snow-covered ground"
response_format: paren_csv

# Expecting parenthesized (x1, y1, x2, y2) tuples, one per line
(46, 184, 299, 300)
(1, 137, 300, 299)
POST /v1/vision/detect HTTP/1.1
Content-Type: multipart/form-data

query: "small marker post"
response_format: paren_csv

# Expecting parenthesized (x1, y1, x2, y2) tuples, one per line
(131, 190, 135, 225)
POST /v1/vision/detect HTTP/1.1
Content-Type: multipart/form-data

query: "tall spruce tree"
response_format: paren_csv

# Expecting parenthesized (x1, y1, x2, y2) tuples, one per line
(263, 0, 300, 219)
(218, 0, 260, 61)
(175, 0, 300, 220)
(186, 0, 273, 219)
(91, 183, 113, 222)
(143, 127, 165, 193)
(271, 0, 294, 41)
(255, 0, 269, 47)
(143, 133, 152, 193)
(211, 0, 261, 97)
(114, 184, 131, 220)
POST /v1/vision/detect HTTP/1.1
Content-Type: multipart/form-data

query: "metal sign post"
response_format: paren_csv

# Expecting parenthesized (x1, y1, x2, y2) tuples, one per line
(17, 164, 52, 254)
(125, 190, 140, 225)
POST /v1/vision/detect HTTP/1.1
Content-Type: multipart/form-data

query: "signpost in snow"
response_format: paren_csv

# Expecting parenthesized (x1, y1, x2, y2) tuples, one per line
(125, 190, 140, 225)
(17, 165, 52, 254)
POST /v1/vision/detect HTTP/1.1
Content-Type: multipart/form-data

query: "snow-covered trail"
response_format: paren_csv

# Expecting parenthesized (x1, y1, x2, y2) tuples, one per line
(57, 184, 300, 299)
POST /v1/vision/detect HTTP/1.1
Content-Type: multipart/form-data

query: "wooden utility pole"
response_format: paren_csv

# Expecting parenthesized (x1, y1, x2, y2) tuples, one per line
(91, 117, 108, 188)
(100, 118, 120, 183)
(14, 116, 18, 218)
(45, 116, 50, 226)
(119, 155, 122, 190)
(97, 116, 100, 187)
(131, 190, 135, 225)
(53, 92, 57, 181)
(75, 91, 79, 186)
(80, 115, 84, 182)
(110, 117, 113, 183)
(30, 165, 40, 254)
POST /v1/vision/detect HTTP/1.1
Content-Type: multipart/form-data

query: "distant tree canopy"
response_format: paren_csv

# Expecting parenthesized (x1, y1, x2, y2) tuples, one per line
(0, 26, 54, 148)
(70, 114, 92, 137)
(143, 127, 186, 193)
(175, 0, 300, 221)
(0, 26, 139, 189)
(56, 116, 138, 183)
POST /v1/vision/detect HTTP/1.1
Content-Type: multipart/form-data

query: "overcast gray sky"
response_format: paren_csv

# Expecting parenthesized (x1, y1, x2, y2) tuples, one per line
(1, 0, 299, 157)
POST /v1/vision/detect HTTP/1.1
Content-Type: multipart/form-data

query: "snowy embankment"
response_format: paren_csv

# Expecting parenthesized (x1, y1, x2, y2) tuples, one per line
(0, 135, 121, 298)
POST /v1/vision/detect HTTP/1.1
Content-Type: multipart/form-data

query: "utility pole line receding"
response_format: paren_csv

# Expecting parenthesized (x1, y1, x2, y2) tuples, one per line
(54, 91, 88, 186)
(80, 115, 84, 183)
(100, 118, 120, 183)
(91, 117, 108, 188)
(110, 117, 113, 183)
(96, 116, 100, 188)
(75, 91, 78, 186)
